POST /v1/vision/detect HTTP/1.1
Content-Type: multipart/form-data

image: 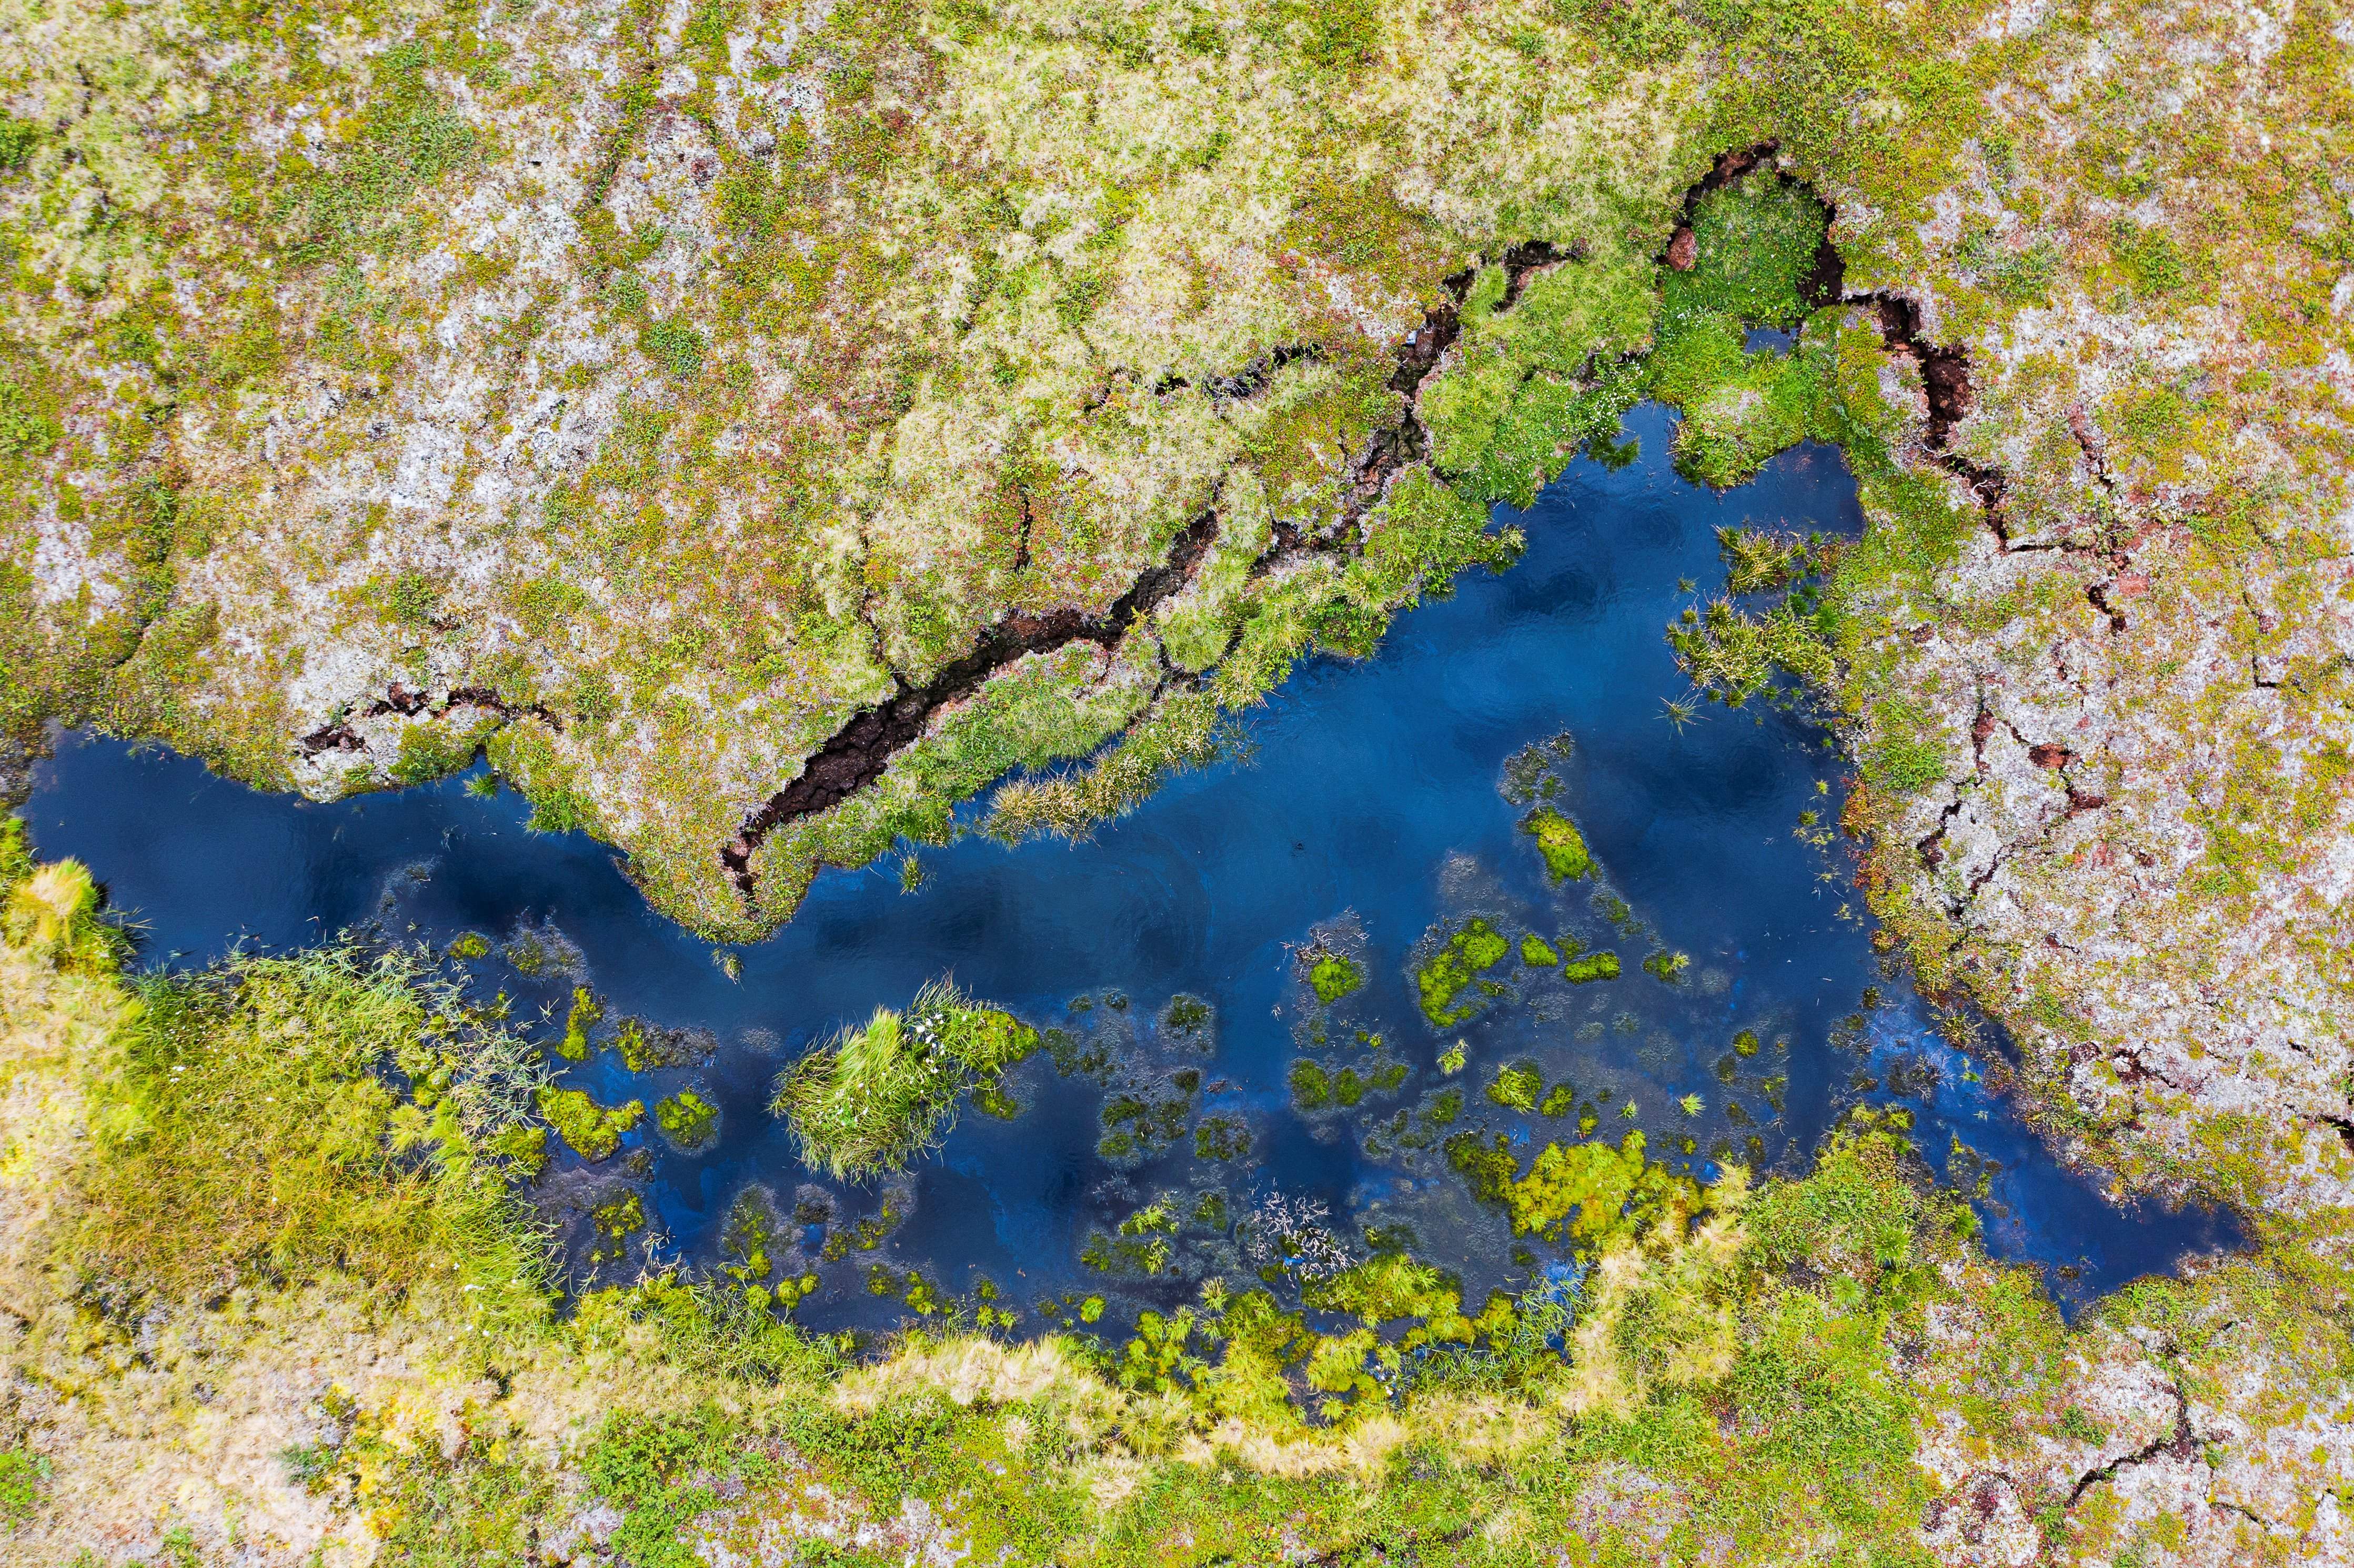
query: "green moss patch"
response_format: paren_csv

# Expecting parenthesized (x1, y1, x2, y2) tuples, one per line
(1305, 951, 1365, 1003)
(1519, 806, 1594, 883)
(1642, 949, 1692, 983)
(552, 987, 601, 1063)
(1414, 918, 1512, 1027)
(537, 1088, 644, 1162)
(654, 1090, 720, 1152)
(1563, 950, 1621, 983)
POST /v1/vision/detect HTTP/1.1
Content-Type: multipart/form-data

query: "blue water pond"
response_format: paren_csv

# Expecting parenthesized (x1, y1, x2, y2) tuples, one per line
(24, 404, 2238, 1328)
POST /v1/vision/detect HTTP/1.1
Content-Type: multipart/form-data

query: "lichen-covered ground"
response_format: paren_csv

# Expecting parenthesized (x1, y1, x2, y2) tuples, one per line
(2, 0, 2352, 1558)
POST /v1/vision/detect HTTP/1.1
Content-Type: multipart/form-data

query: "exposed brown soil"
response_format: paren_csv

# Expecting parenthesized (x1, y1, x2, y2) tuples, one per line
(719, 508, 1221, 893)
(297, 685, 561, 756)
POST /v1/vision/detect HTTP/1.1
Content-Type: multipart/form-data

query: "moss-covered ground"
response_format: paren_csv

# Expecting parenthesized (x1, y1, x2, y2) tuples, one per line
(1, 842, 2345, 1563)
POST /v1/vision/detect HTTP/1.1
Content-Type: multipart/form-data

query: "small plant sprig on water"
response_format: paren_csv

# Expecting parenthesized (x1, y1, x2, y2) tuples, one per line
(771, 980, 1037, 1181)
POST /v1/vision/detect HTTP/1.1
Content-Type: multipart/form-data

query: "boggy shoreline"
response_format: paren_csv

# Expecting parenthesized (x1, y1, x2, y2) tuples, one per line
(720, 147, 2003, 917)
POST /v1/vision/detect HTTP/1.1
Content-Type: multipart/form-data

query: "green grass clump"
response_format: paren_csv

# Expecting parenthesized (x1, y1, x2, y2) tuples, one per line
(1563, 950, 1621, 983)
(537, 1088, 643, 1161)
(1519, 807, 1594, 883)
(2, 845, 124, 973)
(279, 44, 477, 266)
(1540, 1082, 1575, 1117)
(391, 719, 486, 786)
(1642, 174, 1837, 489)
(1502, 1132, 1696, 1249)
(1486, 1060, 1544, 1112)
(770, 980, 1037, 1181)
(71, 934, 548, 1316)
(1518, 933, 1560, 966)
(1415, 919, 1512, 1027)
(1659, 174, 1827, 336)
(0, 1446, 44, 1522)
(1668, 594, 1838, 700)
(486, 1122, 549, 1178)
(1306, 951, 1365, 1003)
(1718, 526, 1813, 594)
(655, 1090, 719, 1151)
(639, 318, 705, 378)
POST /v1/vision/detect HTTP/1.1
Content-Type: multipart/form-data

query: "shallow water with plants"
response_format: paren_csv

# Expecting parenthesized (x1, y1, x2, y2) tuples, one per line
(25, 407, 2234, 1334)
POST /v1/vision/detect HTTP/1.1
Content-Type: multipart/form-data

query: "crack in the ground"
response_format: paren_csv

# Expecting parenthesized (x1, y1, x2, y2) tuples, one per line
(718, 228, 1589, 906)
(297, 683, 562, 758)
(1965, 846, 2008, 901)
(1915, 697, 1994, 871)
(713, 148, 2068, 920)
(2068, 401, 2117, 495)
(718, 504, 1223, 896)
(2107, 1046, 2190, 1093)
(2065, 1370, 2198, 1509)
(2085, 579, 2129, 634)
(1148, 343, 1325, 403)
(1842, 291, 2010, 541)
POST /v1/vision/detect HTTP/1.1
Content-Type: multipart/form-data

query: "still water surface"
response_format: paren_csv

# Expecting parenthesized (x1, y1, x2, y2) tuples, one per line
(25, 405, 2239, 1328)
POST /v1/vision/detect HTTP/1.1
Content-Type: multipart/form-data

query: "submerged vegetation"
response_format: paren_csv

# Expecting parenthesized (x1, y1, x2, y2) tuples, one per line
(4, 840, 2341, 1564)
(770, 980, 1039, 1181)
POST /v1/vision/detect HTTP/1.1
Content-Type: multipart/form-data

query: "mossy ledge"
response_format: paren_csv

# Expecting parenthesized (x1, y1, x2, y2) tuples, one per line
(721, 238, 1542, 911)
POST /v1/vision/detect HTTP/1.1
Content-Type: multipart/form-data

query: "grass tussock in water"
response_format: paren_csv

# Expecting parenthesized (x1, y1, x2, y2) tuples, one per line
(771, 980, 1039, 1181)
